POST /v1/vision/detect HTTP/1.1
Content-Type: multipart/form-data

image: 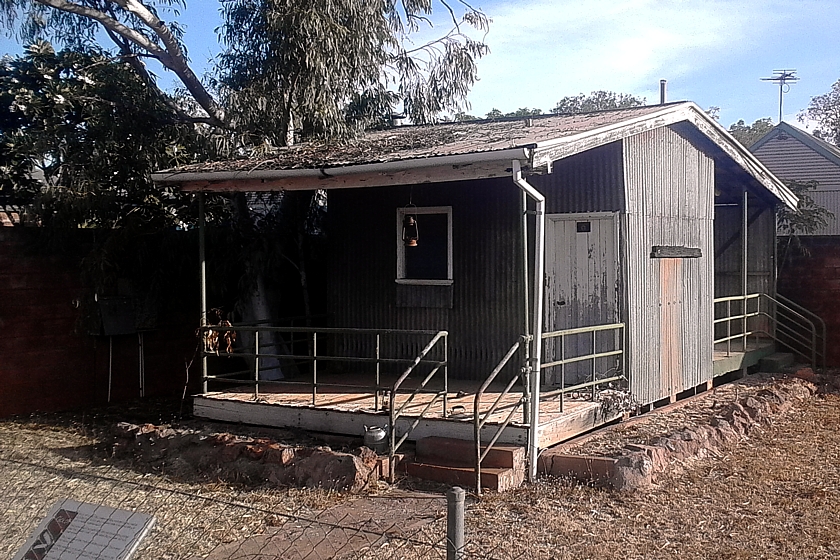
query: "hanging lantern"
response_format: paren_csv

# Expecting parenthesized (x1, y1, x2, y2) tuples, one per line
(402, 214, 419, 247)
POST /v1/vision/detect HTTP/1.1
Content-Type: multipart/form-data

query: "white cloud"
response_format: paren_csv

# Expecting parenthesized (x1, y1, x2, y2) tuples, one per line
(464, 0, 794, 115)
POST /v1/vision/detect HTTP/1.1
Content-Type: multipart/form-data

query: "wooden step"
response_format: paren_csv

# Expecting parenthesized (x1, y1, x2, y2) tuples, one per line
(405, 462, 525, 492)
(415, 436, 525, 469)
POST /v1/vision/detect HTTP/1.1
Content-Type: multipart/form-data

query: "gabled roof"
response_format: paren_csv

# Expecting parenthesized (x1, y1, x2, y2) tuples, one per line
(751, 121, 840, 167)
(153, 101, 797, 209)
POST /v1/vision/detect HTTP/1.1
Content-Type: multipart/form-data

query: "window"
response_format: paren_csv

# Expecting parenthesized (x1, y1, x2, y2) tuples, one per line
(396, 206, 452, 285)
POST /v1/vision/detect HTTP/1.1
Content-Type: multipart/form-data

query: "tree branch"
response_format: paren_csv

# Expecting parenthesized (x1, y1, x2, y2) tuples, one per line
(33, 0, 228, 130)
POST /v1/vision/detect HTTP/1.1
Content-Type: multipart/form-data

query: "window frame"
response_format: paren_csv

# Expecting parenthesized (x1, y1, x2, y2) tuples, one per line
(395, 205, 453, 285)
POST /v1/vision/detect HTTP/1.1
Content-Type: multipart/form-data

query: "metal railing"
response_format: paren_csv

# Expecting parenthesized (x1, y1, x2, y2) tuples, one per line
(776, 293, 827, 369)
(473, 335, 531, 496)
(200, 325, 449, 483)
(540, 323, 627, 412)
(389, 330, 449, 482)
(713, 293, 826, 368)
(470, 323, 625, 495)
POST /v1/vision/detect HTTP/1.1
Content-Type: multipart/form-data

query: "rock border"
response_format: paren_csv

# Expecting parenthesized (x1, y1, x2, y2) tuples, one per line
(110, 423, 385, 492)
(539, 375, 817, 490)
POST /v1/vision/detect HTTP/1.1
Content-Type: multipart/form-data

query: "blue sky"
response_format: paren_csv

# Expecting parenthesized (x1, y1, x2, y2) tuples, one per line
(2, 0, 839, 131)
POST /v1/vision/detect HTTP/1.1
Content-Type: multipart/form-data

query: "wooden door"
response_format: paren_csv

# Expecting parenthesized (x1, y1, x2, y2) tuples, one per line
(544, 213, 620, 386)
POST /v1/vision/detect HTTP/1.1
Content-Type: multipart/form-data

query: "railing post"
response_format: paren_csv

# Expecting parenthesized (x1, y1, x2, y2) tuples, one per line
(389, 390, 397, 483)
(446, 487, 466, 560)
(312, 332, 318, 406)
(443, 334, 449, 418)
(559, 334, 565, 413)
(591, 330, 597, 402)
(521, 336, 531, 425)
(375, 333, 380, 412)
(198, 192, 208, 395)
(475, 402, 482, 496)
(254, 329, 260, 400)
(726, 300, 732, 356)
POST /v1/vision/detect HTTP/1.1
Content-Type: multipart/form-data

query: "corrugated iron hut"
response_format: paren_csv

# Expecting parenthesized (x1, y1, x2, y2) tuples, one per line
(155, 101, 803, 481)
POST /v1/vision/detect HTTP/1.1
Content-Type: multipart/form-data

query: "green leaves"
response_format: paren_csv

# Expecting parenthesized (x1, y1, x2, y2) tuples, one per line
(777, 180, 834, 238)
(0, 42, 203, 228)
(214, 0, 490, 146)
(801, 79, 840, 145)
(728, 118, 774, 148)
(550, 91, 646, 115)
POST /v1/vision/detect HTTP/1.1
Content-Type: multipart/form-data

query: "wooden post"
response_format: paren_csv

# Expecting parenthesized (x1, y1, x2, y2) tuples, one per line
(199, 192, 208, 395)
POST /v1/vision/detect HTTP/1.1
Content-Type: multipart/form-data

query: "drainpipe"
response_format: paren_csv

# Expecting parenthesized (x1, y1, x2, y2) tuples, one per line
(512, 160, 545, 482)
(520, 190, 531, 425)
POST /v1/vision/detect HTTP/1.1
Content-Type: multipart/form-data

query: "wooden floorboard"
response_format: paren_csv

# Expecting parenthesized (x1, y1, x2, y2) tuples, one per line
(194, 384, 609, 448)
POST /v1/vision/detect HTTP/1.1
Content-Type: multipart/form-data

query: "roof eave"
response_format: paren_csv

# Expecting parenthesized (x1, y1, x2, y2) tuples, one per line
(528, 101, 797, 210)
(152, 147, 533, 192)
(684, 106, 798, 210)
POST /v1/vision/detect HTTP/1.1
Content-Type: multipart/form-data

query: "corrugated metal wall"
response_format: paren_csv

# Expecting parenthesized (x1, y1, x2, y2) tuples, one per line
(531, 141, 625, 213)
(326, 178, 525, 381)
(623, 126, 715, 405)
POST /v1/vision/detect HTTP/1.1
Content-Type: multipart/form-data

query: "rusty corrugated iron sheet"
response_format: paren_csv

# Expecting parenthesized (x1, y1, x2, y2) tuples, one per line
(623, 126, 715, 405)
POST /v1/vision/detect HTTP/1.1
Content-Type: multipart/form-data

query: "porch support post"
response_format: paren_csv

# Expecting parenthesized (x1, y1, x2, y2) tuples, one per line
(520, 190, 531, 425)
(512, 160, 545, 482)
(742, 188, 749, 354)
(199, 192, 208, 394)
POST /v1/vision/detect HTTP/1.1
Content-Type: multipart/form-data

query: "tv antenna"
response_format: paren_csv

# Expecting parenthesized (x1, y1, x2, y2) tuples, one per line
(761, 69, 799, 123)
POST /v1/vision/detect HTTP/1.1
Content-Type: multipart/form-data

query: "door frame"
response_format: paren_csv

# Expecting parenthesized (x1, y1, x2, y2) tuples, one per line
(543, 211, 623, 385)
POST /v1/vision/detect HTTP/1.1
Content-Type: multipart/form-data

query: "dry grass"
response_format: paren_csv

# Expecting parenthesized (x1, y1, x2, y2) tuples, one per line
(467, 391, 840, 559)
(3, 382, 840, 559)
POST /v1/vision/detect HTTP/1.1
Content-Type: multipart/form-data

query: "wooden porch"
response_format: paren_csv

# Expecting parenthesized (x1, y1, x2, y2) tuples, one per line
(192, 376, 624, 449)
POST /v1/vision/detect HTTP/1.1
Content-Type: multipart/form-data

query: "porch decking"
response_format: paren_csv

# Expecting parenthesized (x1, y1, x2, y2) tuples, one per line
(193, 380, 623, 449)
(192, 341, 777, 449)
(713, 340, 777, 376)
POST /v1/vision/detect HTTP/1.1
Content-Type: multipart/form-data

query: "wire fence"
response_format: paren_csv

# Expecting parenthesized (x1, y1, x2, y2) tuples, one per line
(0, 428, 530, 559)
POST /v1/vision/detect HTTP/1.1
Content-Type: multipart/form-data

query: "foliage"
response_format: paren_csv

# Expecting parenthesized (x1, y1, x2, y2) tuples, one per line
(550, 91, 645, 114)
(214, 0, 490, 146)
(0, 42, 203, 229)
(0, 0, 225, 127)
(0, 41, 218, 321)
(801, 79, 840, 145)
(777, 179, 835, 268)
(453, 111, 478, 121)
(1, 0, 491, 147)
(727, 117, 774, 148)
(483, 106, 543, 119)
(777, 180, 834, 236)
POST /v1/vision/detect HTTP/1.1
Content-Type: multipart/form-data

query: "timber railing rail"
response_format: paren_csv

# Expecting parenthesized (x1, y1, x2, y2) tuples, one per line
(473, 335, 531, 497)
(540, 323, 627, 413)
(713, 293, 826, 368)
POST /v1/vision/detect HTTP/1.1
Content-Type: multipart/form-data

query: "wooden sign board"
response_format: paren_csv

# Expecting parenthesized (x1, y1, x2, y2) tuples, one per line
(13, 499, 155, 560)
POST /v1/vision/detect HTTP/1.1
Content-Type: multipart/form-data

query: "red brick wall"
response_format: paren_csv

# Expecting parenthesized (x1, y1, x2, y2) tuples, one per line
(0, 228, 200, 418)
(777, 237, 840, 367)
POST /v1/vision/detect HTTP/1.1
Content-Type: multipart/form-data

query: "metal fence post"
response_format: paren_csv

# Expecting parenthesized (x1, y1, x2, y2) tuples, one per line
(447, 486, 465, 560)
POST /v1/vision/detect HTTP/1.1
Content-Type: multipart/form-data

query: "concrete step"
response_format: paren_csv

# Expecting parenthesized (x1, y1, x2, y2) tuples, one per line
(760, 352, 796, 372)
(415, 436, 525, 469)
(405, 461, 525, 492)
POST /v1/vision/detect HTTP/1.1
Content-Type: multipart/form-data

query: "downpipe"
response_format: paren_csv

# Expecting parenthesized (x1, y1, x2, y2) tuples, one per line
(512, 160, 545, 482)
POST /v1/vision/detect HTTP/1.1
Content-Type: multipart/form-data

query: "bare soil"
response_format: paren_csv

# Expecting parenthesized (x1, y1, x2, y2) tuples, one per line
(3, 374, 840, 559)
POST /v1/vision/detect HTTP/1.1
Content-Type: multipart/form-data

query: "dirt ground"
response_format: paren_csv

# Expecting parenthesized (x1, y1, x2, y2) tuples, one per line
(2, 374, 840, 559)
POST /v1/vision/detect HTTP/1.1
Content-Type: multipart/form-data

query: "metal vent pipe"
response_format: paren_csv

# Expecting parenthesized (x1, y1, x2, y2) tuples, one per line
(660, 79, 667, 104)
